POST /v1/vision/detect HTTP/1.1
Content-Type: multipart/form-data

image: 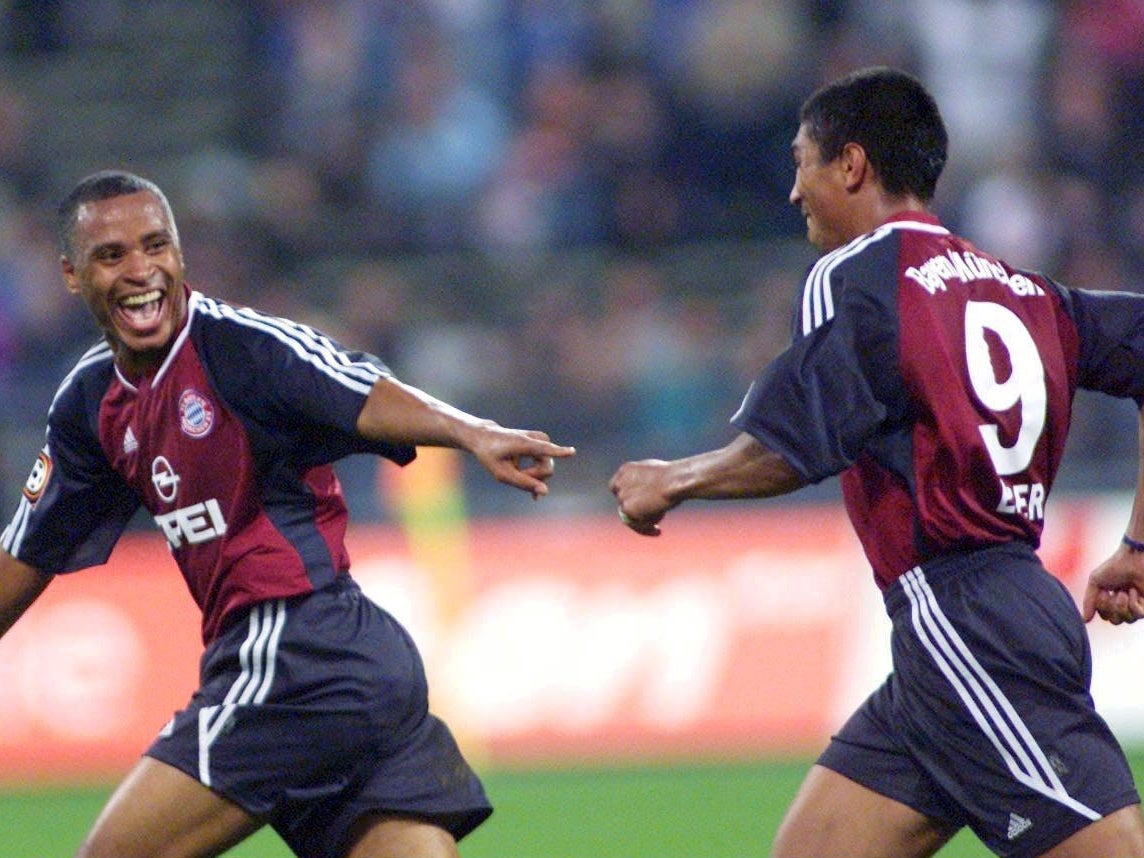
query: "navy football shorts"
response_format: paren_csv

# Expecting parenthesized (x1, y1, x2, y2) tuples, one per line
(145, 575, 492, 858)
(818, 542, 1139, 858)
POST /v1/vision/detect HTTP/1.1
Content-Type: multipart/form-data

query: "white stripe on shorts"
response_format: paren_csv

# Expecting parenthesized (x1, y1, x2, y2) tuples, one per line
(900, 567, 1100, 821)
(197, 599, 287, 787)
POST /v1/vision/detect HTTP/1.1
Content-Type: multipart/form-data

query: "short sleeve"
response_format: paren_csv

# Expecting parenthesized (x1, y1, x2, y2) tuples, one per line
(731, 244, 904, 483)
(193, 301, 416, 467)
(732, 296, 892, 482)
(2, 377, 139, 573)
(1062, 285, 1144, 403)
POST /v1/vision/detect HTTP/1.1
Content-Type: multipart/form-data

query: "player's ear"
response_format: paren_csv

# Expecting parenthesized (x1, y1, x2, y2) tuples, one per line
(61, 256, 81, 294)
(839, 142, 870, 192)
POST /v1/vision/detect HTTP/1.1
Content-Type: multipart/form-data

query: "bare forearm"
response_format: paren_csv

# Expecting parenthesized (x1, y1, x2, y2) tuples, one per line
(1083, 404, 1144, 625)
(355, 376, 491, 450)
(663, 434, 807, 505)
(0, 550, 51, 638)
(356, 376, 576, 497)
(1127, 405, 1144, 542)
(610, 433, 806, 535)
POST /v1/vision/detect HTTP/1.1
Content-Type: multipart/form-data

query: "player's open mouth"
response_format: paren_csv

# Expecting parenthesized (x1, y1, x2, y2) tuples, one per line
(116, 289, 165, 332)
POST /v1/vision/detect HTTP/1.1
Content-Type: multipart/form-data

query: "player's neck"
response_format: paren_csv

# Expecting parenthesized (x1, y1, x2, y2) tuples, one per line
(114, 346, 168, 382)
(873, 193, 930, 227)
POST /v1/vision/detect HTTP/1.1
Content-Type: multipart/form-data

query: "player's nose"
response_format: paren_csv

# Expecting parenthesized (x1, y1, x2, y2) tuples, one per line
(121, 248, 153, 280)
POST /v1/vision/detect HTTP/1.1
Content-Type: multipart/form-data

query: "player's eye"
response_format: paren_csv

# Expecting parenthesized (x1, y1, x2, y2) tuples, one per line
(145, 234, 174, 254)
(94, 247, 124, 263)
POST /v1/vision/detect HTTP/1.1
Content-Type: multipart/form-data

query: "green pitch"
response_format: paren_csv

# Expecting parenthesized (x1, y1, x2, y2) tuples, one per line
(4, 750, 1143, 856)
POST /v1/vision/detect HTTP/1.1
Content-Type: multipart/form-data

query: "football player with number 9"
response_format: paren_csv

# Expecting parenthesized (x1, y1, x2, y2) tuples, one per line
(610, 67, 1144, 858)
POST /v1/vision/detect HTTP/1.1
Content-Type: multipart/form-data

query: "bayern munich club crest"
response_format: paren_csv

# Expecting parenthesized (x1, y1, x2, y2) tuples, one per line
(178, 388, 215, 438)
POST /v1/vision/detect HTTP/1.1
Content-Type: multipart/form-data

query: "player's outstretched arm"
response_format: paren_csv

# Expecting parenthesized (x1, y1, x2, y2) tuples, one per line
(1084, 404, 1144, 625)
(0, 549, 52, 638)
(356, 376, 576, 497)
(609, 432, 806, 536)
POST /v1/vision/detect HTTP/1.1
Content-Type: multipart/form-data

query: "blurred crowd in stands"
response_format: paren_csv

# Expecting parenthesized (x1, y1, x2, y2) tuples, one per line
(0, 0, 1143, 518)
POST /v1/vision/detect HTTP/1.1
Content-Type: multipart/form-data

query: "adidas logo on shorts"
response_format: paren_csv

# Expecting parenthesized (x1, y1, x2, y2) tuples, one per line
(1007, 812, 1033, 840)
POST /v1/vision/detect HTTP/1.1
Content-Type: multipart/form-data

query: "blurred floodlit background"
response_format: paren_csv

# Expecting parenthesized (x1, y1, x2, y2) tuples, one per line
(0, 0, 1141, 516)
(4, 7, 1144, 856)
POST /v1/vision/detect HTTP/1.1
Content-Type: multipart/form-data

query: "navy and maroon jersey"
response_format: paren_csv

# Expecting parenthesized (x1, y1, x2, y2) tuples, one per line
(733, 211, 1144, 589)
(2, 290, 415, 643)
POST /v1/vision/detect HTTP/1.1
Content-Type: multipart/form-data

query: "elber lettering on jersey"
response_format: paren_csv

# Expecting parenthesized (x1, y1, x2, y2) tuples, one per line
(154, 499, 228, 549)
(905, 250, 1046, 298)
(997, 479, 1045, 522)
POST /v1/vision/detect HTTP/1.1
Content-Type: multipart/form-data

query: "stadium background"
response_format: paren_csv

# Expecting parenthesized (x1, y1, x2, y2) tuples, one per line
(2, 1, 1144, 855)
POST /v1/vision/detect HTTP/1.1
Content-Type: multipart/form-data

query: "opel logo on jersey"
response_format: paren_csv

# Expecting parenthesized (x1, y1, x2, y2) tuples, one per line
(179, 388, 215, 438)
(151, 456, 181, 503)
(154, 498, 228, 550)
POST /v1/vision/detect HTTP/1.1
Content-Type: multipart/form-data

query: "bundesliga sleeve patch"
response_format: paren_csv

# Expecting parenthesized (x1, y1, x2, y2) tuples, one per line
(22, 451, 52, 502)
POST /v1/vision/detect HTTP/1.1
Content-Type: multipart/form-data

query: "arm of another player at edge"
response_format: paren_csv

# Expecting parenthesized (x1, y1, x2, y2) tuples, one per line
(609, 432, 808, 536)
(0, 549, 52, 638)
(355, 376, 576, 497)
(1083, 403, 1144, 624)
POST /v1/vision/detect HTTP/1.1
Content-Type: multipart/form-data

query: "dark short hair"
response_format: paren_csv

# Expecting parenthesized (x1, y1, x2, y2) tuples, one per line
(799, 67, 948, 201)
(56, 170, 177, 258)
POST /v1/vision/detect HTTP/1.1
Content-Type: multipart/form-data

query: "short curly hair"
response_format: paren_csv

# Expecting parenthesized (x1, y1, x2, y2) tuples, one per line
(799, 67, 948, 202)
(56, 170, 178, 259)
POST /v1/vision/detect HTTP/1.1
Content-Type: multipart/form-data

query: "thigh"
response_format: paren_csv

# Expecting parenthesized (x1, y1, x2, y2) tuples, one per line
(771, 765, 956, 858)
(345, 815, 460, 858)
(76, 756, 262, 858)
(1041, 804, 1144, 858)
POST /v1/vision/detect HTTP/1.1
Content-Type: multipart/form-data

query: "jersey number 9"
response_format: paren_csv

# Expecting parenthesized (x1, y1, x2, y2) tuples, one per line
(964, 300, 1047, 477)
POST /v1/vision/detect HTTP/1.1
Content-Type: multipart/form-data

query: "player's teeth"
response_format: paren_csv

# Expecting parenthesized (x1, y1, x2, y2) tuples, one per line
(121, 290, 162, 307)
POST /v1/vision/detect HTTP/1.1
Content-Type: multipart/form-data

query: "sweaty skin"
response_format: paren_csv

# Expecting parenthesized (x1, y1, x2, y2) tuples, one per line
(62, 191, 189, 378)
